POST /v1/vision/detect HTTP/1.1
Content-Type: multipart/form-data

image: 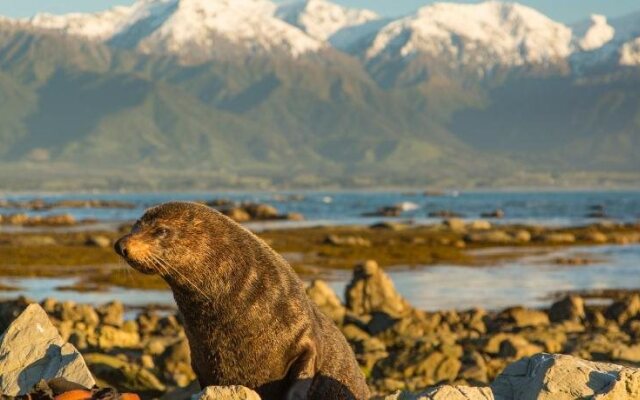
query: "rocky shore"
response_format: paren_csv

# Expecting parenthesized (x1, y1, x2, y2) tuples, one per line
(1, 260, 640, 399)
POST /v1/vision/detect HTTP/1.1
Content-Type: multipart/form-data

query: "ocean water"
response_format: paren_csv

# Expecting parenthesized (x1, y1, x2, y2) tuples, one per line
(0, 190, 639, 311)
(2, 245, 638, 312)
(1, 190, 639, 226)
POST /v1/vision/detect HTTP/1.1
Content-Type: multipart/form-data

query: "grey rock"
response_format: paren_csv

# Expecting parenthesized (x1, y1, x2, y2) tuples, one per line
(192, 385, 261, 400)
(383, 386, 494, 399)
(86, 235, 112, 248)
(549, 296, 585, 323)
(0, 304, 95, 396)
(491, 353, 639, 400)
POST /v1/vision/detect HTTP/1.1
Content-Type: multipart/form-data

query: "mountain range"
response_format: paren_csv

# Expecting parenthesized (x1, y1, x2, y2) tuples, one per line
(0, 0, 639, 190)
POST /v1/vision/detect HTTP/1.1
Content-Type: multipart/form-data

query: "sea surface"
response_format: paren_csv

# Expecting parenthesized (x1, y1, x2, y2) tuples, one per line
(1, 190, 639, 311)
(2, 245, 638, 312)
(1, 190, 639, 226)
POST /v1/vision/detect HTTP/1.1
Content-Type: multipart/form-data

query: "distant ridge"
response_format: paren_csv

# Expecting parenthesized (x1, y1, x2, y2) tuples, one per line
(0, 0, 638, 189)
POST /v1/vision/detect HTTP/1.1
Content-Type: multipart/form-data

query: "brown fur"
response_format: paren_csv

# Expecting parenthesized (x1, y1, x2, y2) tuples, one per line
(114, 202, 369, 400)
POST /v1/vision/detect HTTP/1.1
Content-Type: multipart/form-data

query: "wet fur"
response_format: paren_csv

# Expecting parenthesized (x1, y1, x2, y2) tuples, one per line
(115, 202, 369, 400)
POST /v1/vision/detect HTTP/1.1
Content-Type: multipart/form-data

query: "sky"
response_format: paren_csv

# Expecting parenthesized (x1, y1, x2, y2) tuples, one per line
(0, 0, 638, 23)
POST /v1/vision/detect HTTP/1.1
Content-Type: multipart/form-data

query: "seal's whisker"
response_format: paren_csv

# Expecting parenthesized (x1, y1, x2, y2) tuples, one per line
(149, 253, 209, 299)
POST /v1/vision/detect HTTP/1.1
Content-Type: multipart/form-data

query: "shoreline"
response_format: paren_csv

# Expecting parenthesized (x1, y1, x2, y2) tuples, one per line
(2, 262, 640, 399)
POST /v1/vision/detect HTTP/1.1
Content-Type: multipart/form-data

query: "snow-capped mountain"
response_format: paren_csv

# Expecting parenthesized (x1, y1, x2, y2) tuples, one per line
(26, 0, 324, 59)
(360, 1, 572, 69)
(574, 15, 615, 51)
(7, 0, 640, 70)
(275, 0, 379, 42)
(620, 37, 640, 66)
(570, 10, 640, 68)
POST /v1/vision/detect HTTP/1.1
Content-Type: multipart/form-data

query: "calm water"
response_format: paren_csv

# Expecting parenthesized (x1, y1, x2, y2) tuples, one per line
(1, 190, 639, 226)
(1, 245, 638, 312)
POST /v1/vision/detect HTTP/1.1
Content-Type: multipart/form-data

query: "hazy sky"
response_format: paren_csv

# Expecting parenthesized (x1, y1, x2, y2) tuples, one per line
(0, 0, 638, 23)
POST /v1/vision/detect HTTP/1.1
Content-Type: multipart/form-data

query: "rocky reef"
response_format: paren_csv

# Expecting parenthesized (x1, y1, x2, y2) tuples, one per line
(1, 261, 640, 399)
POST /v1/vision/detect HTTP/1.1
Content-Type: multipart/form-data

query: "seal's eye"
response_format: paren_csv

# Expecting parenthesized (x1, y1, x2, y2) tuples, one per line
(153, 227, 170, 238)
(131, 220, 142, 234)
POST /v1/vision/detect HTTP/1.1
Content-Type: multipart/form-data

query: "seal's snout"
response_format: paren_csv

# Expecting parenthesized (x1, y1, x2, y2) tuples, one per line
(114, 237, 129, 258)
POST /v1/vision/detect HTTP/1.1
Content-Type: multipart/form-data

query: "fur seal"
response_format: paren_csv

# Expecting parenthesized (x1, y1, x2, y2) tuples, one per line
(114, 202, 369, 400)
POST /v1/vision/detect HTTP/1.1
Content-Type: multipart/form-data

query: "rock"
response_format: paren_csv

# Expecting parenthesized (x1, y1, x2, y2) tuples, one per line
(609, 343, 640, 363)
(159, 380, 200, 400)
(498, 336, 544, 359)
(345, 260, 411, 318)
(491, 353, 640, 400)
(484, 333, 514, 355)
(549, 296, 585, 323)
(605, 294, 640, 325)
(503, 307, 550, 328)
(521, 328, 567, 354)
(552, 257, 596, 266)
(431, 211, 464, 218)
(75, 304, 100, 327)
(205, 198, 235, 208)
(579, 231, 608, 243)
(0, 304, 95, 396)
(512, 230, 532, 243)
(2, 213, 28, 225)
(192, 385, 261, 400)
(285, 212, 304, 221)
(306, 280, 346, 323)
(370, 222, 409, 231)
(383, 386, 494, 399)
(96, 325, 140, 350)
(243, 203, 279, 220)
(469, 220, 492, 230)
(481, 209, 505, 219)
(162, 339, 195, 387)
(222, 208, 251, 223)
(593, 369, 640, 399)
(443, 218, 466, 232)
(84, 353, 165, 394)
(465, 231, 513, 244)
(85, 235, 112, 248)
(536, 232, 576, 244)
(25, 214, 77, 227)
(324, 235, 371, 247)
(98, 301, 124, 327)
(363, 206, 404, 217)
(609, 232, 640, 245)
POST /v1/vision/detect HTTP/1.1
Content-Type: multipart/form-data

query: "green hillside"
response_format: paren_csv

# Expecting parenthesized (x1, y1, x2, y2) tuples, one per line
(0, 24, 638, 190)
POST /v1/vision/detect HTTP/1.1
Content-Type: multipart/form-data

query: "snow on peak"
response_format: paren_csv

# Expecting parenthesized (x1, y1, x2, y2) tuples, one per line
(620, 37, 640, 66)
(26, 0, 323, 58)
(276, 0, 379, 41)
(131, 0, 323, 57)
(365, 1, 572, 68)
(574, 14, 615, 51)
(28, 4, 142, 40)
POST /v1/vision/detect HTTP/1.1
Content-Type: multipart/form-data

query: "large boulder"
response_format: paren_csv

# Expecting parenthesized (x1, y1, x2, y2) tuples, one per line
(345, 260, 411, 318)
(383, 386, 494, 399)
(306, 280, 346, 323)
(0, 304, 95, 396)
(605, 294, 640, 325)
(549, 296, 585, 323)
(192, 385, 261, 400)
(491, 353, 640, 400)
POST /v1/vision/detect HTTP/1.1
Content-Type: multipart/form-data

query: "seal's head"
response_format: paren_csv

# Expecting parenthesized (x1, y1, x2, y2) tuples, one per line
(114, 202, 212, 275)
